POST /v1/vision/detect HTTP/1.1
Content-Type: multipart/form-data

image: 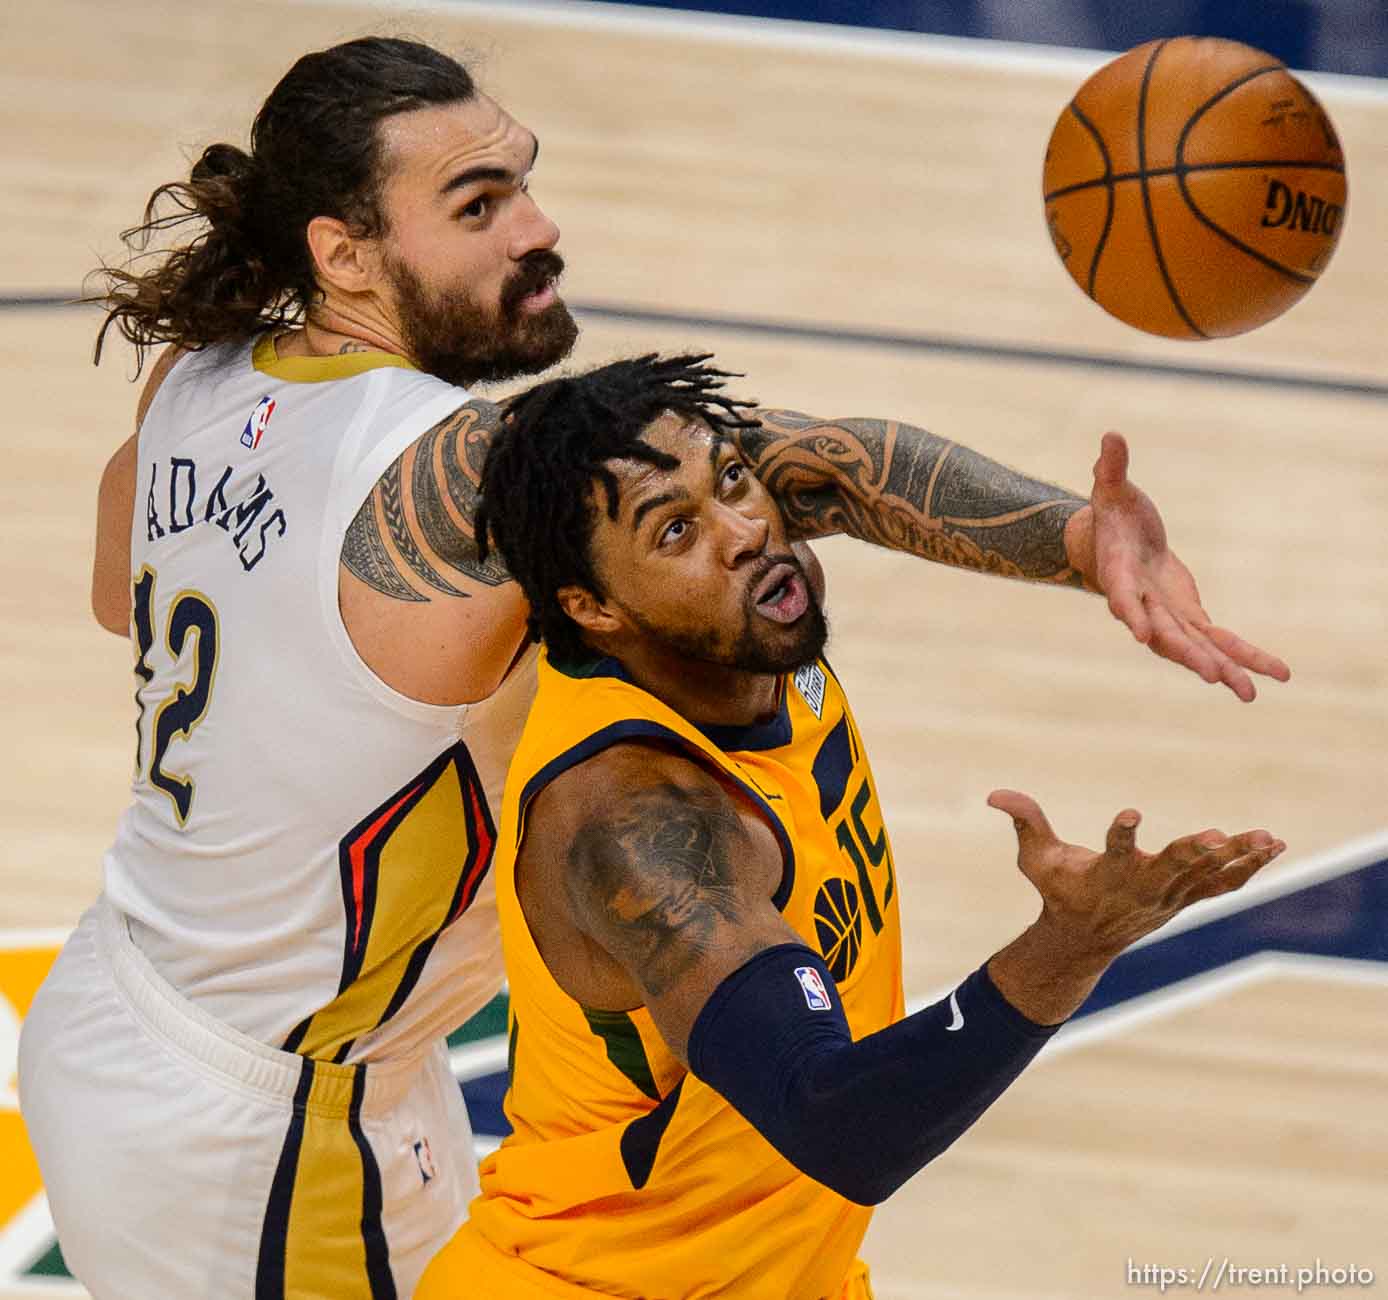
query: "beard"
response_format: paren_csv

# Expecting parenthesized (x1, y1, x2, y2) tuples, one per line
(620, 554, 830, 676)
(385, 248, 579, 388)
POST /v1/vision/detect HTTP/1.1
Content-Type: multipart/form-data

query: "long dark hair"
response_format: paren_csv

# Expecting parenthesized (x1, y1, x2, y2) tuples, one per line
(90, 36, 476, 371)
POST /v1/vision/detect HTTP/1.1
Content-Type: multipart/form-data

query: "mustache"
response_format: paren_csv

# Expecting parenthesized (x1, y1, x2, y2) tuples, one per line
(500, 250, 566, 314)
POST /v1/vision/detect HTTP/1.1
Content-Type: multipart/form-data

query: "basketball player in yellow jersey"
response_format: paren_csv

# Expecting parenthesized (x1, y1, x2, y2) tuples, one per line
(418, 355, 1286, 1300)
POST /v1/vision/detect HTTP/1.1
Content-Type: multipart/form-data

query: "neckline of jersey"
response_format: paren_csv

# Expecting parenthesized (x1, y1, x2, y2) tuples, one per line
(550, 650, 794, 753)
(251, 332, 419, 383)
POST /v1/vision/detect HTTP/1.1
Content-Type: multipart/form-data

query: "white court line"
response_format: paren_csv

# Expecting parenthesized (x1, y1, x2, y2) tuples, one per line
(1043, 952, 1388, 1058)
(0, 933, 69, 951)
(449, 1034, 509, 1082)
(287, 0, 1388, 100)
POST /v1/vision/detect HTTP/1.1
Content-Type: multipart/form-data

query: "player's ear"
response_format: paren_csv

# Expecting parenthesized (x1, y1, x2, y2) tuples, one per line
(558, 586, 623, 637)
(305, 216, 381, 296)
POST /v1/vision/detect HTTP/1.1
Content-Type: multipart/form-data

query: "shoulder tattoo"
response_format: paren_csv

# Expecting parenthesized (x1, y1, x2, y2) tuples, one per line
(342, 401, 512, 600)
(566, 782, 750, 997)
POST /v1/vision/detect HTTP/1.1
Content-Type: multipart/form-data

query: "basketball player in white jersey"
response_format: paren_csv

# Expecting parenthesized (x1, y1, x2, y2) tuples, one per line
(17, 35, 1289, 1300)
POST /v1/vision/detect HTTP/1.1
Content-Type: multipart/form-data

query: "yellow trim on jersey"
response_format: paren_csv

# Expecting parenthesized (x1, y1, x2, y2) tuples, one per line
(258, 1059, 394, 1299)
(281, 1068, 375, 1299)
(251, 332, 418, 383)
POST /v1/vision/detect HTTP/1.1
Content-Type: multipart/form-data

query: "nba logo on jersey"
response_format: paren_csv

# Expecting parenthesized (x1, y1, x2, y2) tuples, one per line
(413, 1137, 437, 1185)
(240, 395, 276, 450)
(793, 663, 826, 718)
(794, 965, 832, 1011)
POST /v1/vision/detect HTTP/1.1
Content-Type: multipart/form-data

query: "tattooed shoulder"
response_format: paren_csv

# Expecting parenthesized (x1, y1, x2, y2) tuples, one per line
(342, 399, 512, 601)
(564, 777, 751, 998)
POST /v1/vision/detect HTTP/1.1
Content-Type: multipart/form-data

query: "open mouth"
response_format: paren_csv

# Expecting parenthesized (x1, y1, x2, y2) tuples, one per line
(752, 563, 809, 625)
(515, 280, 557, 313)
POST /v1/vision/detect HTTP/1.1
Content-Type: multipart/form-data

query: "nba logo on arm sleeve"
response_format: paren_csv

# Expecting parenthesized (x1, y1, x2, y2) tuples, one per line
(794, 965, 833, 1011)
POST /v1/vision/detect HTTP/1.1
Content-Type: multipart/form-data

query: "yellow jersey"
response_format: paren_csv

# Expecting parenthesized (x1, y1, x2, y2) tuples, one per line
(429, 648, 903, 1299)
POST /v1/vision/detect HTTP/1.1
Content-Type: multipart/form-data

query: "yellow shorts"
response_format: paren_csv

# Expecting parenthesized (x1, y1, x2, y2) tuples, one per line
(417, 1220, 875, 1299)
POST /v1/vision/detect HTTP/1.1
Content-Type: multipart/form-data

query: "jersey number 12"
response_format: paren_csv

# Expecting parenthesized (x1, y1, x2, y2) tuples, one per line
(132, 565, 221, 826)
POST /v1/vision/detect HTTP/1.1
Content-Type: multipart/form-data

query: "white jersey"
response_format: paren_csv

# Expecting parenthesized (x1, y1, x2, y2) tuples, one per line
(106, 334, 533, 1065)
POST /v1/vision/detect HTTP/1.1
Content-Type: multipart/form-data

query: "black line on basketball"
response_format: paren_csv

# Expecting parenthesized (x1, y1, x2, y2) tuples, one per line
(1178, 63, 1286, 157)
(1066, 99, 1114, 298)
(1136, 40, 1207, 339)
(1043, 157, 1344, 203)
(1175, 172, 1318, 285)
(1170, 64, 1334, 290)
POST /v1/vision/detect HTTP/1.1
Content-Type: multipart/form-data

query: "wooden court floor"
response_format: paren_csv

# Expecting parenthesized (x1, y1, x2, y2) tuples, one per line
(2, 2, 1385, 1297)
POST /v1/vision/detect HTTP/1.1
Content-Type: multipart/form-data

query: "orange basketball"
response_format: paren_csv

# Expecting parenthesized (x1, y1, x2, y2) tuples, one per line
(1042, 37, 1348, 339)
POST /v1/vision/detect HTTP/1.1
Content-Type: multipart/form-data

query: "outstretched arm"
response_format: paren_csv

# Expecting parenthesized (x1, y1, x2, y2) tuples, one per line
(559, 745, 1285, 1205)
(734, 407, 1085, 581)
(736, 411, 1290, 700)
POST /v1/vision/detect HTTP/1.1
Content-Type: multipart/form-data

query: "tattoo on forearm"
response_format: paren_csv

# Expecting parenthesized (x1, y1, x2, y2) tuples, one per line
(567, 784, 748, 997)
(343, 497, 426, 602)
(737, 410, 1087, 582)
(340, 402, 513, 601)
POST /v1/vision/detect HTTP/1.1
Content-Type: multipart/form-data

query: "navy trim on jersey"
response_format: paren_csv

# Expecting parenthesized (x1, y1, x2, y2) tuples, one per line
(516, 719, 798, 911)
(348, 1066, 396, 1300)
(254, 1058, 314, 1300)
(547, 652, 796, 752)
(619, 1077, 687, 1190)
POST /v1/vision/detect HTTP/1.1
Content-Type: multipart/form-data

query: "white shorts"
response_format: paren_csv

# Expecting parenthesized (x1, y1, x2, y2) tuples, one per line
(17, 899, 477, 1300)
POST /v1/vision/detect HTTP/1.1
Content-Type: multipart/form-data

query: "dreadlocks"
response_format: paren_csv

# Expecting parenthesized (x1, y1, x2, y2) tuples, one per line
(478, 353, 762, 665)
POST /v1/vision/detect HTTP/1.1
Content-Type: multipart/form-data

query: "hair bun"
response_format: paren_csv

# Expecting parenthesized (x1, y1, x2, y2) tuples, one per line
(190, 142, 257, 185)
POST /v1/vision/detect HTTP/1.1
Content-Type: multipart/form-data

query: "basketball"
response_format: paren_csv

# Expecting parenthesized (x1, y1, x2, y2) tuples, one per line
(1042, 37, 1348, 339)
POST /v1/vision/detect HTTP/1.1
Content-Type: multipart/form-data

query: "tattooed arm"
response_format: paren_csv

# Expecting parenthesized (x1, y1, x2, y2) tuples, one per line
(734, 407, 1086, 584)
(522, 745, 798, 1062)
(736, 412, 1290, 700)
(338, 399, 530, 705)
(342, 398, 511, 600)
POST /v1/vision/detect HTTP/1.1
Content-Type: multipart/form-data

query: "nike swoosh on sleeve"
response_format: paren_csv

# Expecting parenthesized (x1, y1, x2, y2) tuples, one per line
(946, 989, 964, 1032)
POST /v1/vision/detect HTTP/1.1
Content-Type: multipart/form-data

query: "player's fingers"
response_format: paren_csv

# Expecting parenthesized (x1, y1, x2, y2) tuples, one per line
(1159, 828, 1231, 871)
(1092, 431, 1130, 492)
(987, 789, 1058, 846)
(1178, 618, 1261, 701)
(1203, 623, 1292, 682)
(1104, 572, 1152, 644)
(1144, 599, 1223, 684)
(1187, 839, 1286, 901)
(1191, 827, 1278, 869)
(1104, 808, 1142, 858)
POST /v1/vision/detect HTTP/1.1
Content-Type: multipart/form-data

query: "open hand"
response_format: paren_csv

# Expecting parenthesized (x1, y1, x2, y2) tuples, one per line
(1064, 433, 1291, 702)
(987, 788, 1285, 961)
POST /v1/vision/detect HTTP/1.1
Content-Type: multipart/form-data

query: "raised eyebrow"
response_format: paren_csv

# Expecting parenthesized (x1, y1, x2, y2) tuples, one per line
(631, 488, 687, 534)
(438, 136, 540, 201)
(439, 165, 515, 199)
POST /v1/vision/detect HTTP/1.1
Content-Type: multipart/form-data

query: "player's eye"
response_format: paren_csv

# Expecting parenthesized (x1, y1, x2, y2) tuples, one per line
(721, 461, 746, 491)
(658, 518, 690, 548)
(459, 195, 490, 220)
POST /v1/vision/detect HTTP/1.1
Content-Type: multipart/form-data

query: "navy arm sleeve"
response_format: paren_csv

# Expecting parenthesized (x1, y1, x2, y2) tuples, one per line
(686, 943, 1059, 1206)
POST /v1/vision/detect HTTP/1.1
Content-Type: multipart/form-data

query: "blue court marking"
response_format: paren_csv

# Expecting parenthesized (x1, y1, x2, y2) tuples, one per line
(457, 847, 1388, 1138)
(1073, 851, 1388, 1021)
(6, 294, 1385, 401)
(599, 0, 1388, 80)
